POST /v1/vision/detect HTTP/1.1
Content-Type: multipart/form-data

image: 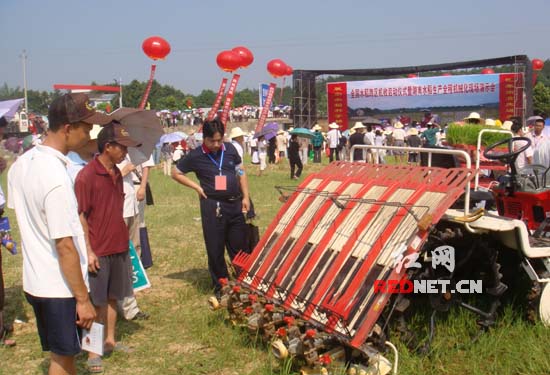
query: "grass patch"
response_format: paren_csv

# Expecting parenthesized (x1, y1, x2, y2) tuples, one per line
(1, 156, 549, 374)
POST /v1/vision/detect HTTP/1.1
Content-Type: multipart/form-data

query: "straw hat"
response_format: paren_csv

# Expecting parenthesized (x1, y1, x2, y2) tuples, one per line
(277, 129, 285, 135)
(394, 121, 404, 129)
(176, 145, 183, 150)
(502, 120, 513, 130)
(312, 124, 322, 131)
(464, 112, 481, 120)
(288, 127, 294, 132)
(229, 127, 245, 139)
(408, 128, 419, 136)
(89, 124, 102, 140)
(485, 119, 496, 126)
(352, 121, 366, 130)
(329, 122, 339, 129)
(383, 129, 393, 135)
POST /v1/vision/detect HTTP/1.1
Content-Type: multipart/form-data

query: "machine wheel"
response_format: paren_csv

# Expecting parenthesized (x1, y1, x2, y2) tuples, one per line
(539, 283, 550, 326)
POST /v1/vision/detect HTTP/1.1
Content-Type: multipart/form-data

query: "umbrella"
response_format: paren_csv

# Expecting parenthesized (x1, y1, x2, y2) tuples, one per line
(527, 115, 544, 125)
(172, 131, 188, 140)
(158, 132, 185, 146)
(362, 116, 381, 125)
(254, 122, 279, 140)
(0, 98, 24, 119)
(290, 127, 315, 139)
(110, 108, 163, 165)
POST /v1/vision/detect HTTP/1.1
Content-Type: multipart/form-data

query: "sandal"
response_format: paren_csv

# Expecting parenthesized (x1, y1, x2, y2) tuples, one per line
(0, 326, 16, 347)
(86, 357, 104, 374)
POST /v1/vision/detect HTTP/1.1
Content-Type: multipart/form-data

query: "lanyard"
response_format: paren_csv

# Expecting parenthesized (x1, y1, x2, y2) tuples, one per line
(206, 149, 224, 175)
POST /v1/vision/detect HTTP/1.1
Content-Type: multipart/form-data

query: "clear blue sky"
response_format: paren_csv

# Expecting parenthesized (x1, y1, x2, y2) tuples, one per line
(2, 0, 550, 95)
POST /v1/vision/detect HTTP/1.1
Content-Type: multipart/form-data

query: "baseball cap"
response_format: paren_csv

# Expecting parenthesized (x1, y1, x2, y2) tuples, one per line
(97, 122, 141, 148)
(48, 93, 111, 129)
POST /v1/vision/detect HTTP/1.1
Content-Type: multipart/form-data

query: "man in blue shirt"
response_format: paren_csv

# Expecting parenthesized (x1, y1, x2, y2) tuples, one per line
(172, 119, 251, 296)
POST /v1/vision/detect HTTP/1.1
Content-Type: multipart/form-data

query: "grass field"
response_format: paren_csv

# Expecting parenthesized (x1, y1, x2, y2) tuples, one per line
(1, 155, 550, 375)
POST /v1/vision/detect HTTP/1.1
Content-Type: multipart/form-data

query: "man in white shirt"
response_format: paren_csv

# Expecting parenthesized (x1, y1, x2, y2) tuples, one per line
(8, 93, 106, 375)
(528, 118, 547, 152)
(327, 122, 341, 162)
(511, 120, 533, 172)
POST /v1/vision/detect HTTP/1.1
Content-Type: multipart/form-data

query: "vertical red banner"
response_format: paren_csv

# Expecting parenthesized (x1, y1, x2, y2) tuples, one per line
(327, 82, 348, 130)
(255, 83, 277, 133)
(139, 64, 157, 110)
(207, 78, 229, 121)
(220, 74, 240, 126)
(499, 73, 524, 120)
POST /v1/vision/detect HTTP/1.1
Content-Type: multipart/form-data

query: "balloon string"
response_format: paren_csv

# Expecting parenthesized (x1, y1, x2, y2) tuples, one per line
(139, 64, 157, 109)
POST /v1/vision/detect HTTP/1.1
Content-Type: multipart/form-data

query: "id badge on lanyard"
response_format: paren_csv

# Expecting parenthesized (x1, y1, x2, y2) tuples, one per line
(208, 149, 227, 191)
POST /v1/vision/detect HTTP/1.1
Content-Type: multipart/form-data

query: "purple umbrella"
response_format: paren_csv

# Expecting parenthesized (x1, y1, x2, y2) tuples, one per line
(254, 122, 279, 140)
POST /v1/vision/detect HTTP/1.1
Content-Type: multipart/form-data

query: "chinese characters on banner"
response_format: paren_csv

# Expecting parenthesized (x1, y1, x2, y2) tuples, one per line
(207, 78, 229, 121)
(327, 74, 523, 124)
(255, 83, 277, 133)
(499, 73, 524, 119)
(220, 74, 240, 126)
(327, 82, 348, 130)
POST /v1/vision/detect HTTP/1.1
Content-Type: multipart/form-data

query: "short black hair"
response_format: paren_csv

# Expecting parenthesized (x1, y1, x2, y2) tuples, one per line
(535, 119, 545, 125)
(203, 118, 225, 139)
(511, 120, 522, 134)
(0, 116, 7, 128)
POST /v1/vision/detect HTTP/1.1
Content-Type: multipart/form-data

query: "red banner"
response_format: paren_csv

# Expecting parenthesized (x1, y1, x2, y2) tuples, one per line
(207, 78, 229, 121)
(327, 82, 348, 130)
(499, 73, 524, 120)
(255, 83, 277, 133)
(220, 74, 240, 126)
(139, 64, 156, 110)
(53, 84, 120, 92)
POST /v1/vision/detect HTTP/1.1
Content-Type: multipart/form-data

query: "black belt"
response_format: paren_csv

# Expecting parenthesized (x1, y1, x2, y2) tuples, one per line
(208, 195, 242, 202)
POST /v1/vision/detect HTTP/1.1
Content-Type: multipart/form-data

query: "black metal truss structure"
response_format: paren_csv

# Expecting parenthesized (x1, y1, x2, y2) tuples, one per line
(292, 55, 533, 129)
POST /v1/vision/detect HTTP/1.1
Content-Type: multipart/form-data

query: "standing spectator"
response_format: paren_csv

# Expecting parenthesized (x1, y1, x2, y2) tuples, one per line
(268, 137, 277, 164)
(187, 129, 198, 151)
(528, 118, 547, 152)
(75, 123, 141, 372)
(298, 135, 310, 165)
(510, 120, 533, 172)
(276, 130, 287, 161)
(392, 121, 407, 164)
(230, 127, 245, 159)
(161, 142, 173, 176)
(288, 134, 303, 179)
(171, 119, 251, 298)
(363, 125, 375, 163)
(373, 129, 386, 164)
(0, 116, 15, 348)
(8, 93, 102, 373)
(420, 122, 440, 147)
(172, 145, 185, 163)
(407, 128, 422, 164)
(312, 124, 324, 163)
(349, 122, 366, 161)
(257, 136, 268, 176)
(326, 122, 341, 162)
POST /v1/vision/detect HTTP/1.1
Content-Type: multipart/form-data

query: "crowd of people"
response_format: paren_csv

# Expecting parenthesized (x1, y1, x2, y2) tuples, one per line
(2, 91, 549, 375)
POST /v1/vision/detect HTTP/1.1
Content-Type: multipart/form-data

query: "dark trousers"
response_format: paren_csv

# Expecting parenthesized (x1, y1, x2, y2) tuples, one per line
(313, 146, 322, 163)
(0, 250, 4, 311)
(200, 198, 249, 290)
(290, 158, 303, 178)
(329, 148, 339, 162)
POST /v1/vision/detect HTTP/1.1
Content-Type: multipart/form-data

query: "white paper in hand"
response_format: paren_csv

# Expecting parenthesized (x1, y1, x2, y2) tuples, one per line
(81, 322, 104, 356)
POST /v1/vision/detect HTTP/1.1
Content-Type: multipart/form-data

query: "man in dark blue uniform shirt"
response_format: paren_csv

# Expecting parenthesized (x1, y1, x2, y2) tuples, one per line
(172, 119, 251, 295)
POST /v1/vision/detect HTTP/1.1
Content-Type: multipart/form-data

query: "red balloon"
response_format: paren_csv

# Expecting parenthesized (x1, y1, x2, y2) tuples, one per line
(532, 58, 544, 71)
(232, 46, 254, 68)
(285, 65, 293, 76)
(267, 59, 287, 78)
(142, 36, 171, 61)
(407, 74, 418, 78)
(481, 68, 495, 74)
(216, 50, 242, 73)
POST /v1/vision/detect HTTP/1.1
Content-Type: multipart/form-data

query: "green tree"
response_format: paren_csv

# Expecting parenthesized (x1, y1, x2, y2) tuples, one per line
(533, 82, 550, 117)
(194, 89, 217, 107)
(234, 88, 258, 107)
